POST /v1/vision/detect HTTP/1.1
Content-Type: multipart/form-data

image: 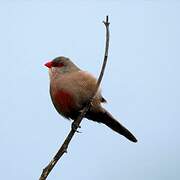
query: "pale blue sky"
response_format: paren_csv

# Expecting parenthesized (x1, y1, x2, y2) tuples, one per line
(0, 1, 180, 180)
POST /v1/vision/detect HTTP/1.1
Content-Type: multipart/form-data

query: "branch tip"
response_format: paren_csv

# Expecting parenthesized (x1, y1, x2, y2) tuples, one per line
(103, 15, 110, 26)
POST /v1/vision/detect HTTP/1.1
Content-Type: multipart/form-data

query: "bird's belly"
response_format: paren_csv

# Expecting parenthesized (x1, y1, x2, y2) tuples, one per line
(50, 89, 75, 118)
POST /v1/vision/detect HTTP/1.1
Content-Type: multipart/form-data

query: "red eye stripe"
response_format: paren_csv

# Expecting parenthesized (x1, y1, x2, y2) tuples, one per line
(57, 62, 64, 68)
(44, 61, 64, 68)
(51, 61, 64, 68)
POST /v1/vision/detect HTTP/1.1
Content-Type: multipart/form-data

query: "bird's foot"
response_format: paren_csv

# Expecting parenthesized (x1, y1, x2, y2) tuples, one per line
(71, 122, 82, 133)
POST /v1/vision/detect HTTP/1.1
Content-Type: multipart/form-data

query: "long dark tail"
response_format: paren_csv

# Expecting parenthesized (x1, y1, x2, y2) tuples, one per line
(86, 108, 137, 143)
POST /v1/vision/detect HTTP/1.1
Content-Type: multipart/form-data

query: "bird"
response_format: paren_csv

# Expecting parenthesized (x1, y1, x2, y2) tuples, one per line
(44, 56, 137, 143)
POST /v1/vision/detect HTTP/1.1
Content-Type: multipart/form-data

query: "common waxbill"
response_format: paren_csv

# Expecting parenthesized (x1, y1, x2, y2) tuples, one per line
(44, 56, 137, 143)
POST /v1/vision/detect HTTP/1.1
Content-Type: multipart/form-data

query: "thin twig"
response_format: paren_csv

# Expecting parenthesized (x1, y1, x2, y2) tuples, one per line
(39, 15, 110, 180)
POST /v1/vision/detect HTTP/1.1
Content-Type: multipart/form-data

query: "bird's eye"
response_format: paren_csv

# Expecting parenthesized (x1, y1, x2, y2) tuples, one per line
(57, 62, 64, 68)
(52, 62, 64, 68)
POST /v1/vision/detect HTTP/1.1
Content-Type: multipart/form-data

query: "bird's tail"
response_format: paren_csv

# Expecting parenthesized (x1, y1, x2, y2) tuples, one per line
(86, 108, 137, 143)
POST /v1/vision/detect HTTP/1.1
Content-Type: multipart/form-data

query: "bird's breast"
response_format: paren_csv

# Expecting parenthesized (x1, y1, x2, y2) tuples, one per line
(50, 85, 75, 118)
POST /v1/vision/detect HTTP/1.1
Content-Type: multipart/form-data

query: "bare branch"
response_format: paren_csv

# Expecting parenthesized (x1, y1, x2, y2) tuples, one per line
(39, 15, 110, 180)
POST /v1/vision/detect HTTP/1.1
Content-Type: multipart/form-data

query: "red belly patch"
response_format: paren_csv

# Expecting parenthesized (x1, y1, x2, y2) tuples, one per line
(53, 90, 75, 115)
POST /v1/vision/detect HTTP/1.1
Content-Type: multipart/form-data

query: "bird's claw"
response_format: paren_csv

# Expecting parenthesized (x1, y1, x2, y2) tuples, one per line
(71, 122, 82, 133)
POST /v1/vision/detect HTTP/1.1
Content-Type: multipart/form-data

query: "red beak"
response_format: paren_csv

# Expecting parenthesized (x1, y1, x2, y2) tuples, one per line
(44, 61, 52, 68)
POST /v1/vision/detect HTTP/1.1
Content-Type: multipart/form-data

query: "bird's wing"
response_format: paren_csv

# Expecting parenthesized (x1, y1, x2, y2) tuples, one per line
(62, 70, 104, 107)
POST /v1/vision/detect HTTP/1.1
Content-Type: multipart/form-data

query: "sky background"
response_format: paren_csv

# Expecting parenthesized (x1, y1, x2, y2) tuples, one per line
(0, 1, 180, 180)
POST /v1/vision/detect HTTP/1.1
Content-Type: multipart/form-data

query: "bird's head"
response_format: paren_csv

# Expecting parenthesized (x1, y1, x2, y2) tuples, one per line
(44, 56, 80, 75)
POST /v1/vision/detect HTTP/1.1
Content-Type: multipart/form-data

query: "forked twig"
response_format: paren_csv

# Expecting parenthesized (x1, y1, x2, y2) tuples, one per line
(39, 15, 110, 180)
